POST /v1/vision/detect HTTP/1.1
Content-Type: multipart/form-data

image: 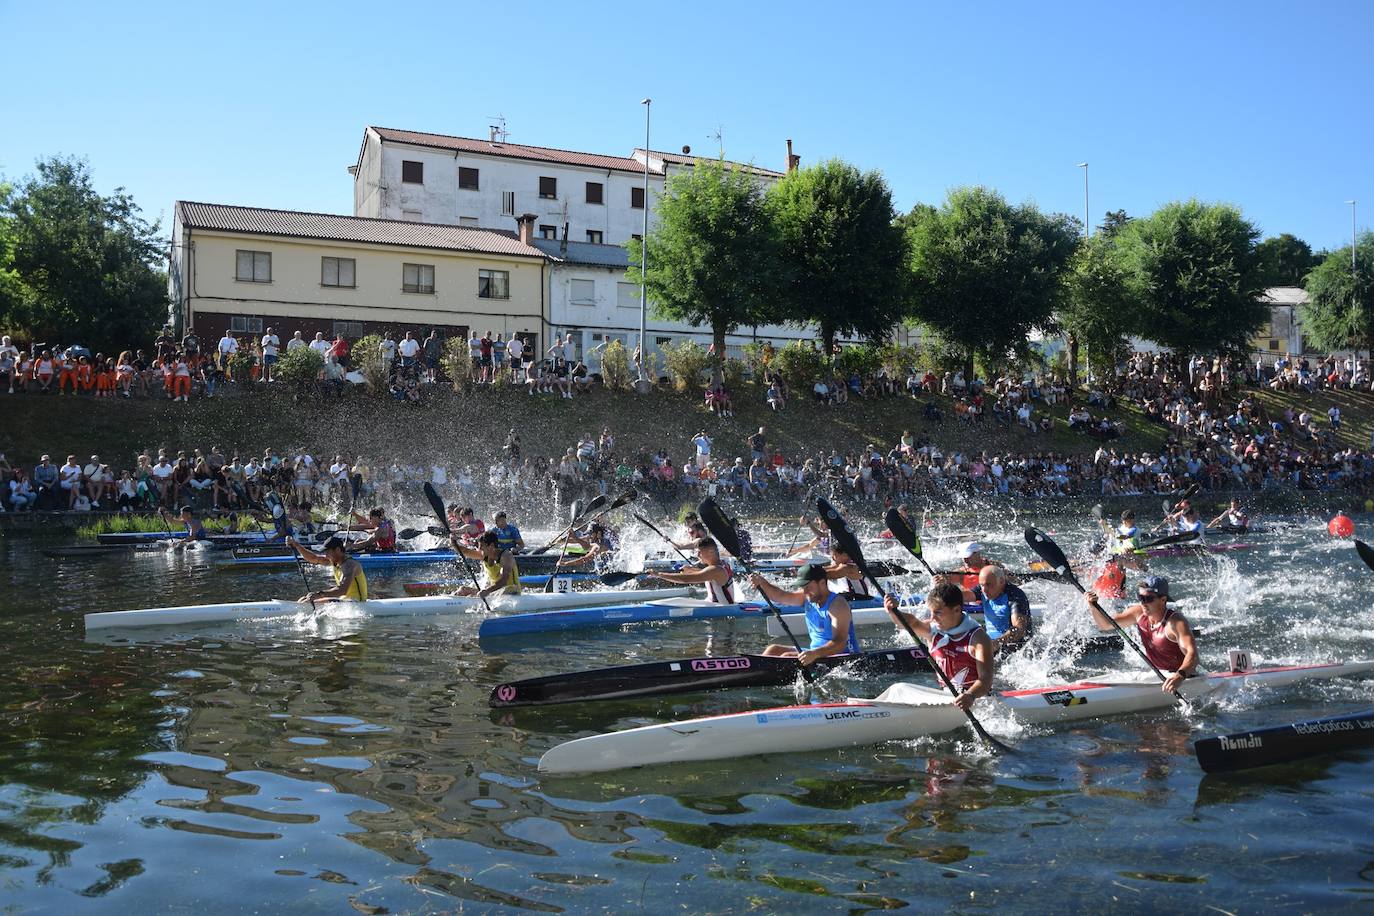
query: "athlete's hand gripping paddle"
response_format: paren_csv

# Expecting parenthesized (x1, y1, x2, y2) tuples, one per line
(423, 482, 490, 613)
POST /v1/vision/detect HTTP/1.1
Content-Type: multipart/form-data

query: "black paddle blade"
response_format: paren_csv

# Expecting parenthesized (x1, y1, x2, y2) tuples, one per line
(609, 488, 638, 509)
(1356, 539, 1374, 572)
(1140, 530, 1200, 550)
(422, 483, 451, 534)
(598, 571, 640, 587)
(816, 496, 865, 566)
(397, 527, 423, 540)
(1023, 526, 1083, 592)
(884, 507, 921, 558)
(427, 525, 448, 537)
(697, 497, 742, 558)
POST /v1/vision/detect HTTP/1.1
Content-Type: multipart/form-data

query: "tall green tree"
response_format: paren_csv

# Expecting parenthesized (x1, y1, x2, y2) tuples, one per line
(1098, 209, 1133, 238)
(903, 186, 1080, 378)
(1059, 233, 1138, 389)
(1254, 232, 1319, 288)
(1300, 232, 1374, 354)
(1, 156, 168, 351)
(766, 159, 907, 355)
(1113, 200, 1265, 355)
(626, 158, 780, 361)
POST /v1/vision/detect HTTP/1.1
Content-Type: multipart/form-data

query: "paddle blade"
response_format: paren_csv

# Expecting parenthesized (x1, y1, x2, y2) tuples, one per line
(1140, 530, 1200, 550)
(422, 483, 451, 534)
(1356, 539, 1374, 572)
(609, 488, 638, 510)
(397, 527, 423, 540)
(697, 497, 742, 558)
(570, 499, 585, 522)
(1023, 526, 1082, 591)
(884, 507, 921, 558)
(598, 571, 640, 587)
(427, 525, 448, 537)
(817, 496, 865, 566)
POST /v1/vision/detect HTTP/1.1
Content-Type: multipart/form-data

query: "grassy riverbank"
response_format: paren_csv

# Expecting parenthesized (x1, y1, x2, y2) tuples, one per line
(1, 381, 1371, 472)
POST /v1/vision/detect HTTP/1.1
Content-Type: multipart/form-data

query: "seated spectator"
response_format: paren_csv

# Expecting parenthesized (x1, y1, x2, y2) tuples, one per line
(814, 379, 830, 403)
(766, 381, 785, 411)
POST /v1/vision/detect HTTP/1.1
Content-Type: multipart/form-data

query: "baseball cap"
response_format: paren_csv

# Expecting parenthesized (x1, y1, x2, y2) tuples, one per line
(791, 563, 828, 587)
(959, 541, 983, 559)
(1138, 575, 1169, 597)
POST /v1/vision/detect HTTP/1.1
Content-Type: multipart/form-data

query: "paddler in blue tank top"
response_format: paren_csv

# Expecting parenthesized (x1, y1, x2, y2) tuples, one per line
(944, 565, 1032, 653)
(749, 564, 857, 666)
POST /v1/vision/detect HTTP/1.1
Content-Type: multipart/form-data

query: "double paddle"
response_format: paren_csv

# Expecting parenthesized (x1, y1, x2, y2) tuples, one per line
(878, 505, 1014, 754)
(422, 482, 491, 612)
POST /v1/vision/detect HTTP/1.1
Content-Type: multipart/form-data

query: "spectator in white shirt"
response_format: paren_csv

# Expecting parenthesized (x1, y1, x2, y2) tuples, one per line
(217, 332, 239, 371)
(260, 328, 280, 382)
(309, 333, 330, 356)
(287, 331, 306, 352)
(380, 333, 397, 376)
(59, 455, 82, 509)
(397, 332, 421, 371)
(506, 336, 524, 384)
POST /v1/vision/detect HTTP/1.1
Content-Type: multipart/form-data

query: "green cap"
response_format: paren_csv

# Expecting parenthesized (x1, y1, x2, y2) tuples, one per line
(791, 563, 828, 587)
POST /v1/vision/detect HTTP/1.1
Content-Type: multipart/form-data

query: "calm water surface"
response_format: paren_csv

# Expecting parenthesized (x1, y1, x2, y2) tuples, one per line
(2, 514, 1374, 913)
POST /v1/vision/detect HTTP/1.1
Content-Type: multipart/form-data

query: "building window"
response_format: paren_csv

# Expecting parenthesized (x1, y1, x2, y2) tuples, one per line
(235, 250, 271, 283)
(1269, 339, 1280, 350)
(631, 233, 642, 241)
(631, 186, 646, 209)
(402, 160, 424, 184)
(586, 230, 604, 244)
(229, 316, 264, 333)
(479, 269, 510, 300)
(459, 166, 480, 190)
(539, 176, 557, 199)
(539, 225, 557, 239)
(617, 282, 640, 309)
(333, 320, 366, 338)
(654, 336, 672, 348)
(403, 263, 435, 294)
(458, 216, 479, 227)
(585, 182, 604, 204)
(570, 279, 595, 306)
(501, 191, 515, 216)
(401, 209, 422, 222)
(321, 256, 356, 288)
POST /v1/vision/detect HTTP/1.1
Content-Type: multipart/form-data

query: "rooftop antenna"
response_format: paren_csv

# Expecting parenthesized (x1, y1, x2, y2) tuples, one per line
(486, 115, 509, 145)
(708, 125, 724, 158)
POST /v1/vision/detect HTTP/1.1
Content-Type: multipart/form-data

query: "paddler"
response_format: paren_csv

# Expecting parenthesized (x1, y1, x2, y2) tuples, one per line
(1165, 503, 1206, 544)
(286, 535, 367, 602)
(881, 581, 995, 711)
(950, 541, 991, 590)
(1092, 555, 1127, 599)
(750, 564, 856, 665)
(1109, 510, 1146, 569)
(1208, 498, 1249, 534)
(160, 505, 208, 551)
(649, 537, 735, 603)
(491, 511, 525, 552)
(786, 515, 830, 558)
(945, 566, 1032, 653)
(451, 530, 521, 597)
(824, 544, 872, 599)
(452, 507, 485, 544)
(1086, 574, 1198, 693)
(559, 522, 619, 572)
(349, 507, 397, 553)
(668, 512, 703, 552)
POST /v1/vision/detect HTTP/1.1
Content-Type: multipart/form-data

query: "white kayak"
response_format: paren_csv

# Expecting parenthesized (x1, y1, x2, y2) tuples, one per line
(764, 601, 1047, 638)
(538, 659, 1374, 773)
(84, 586, 695, 631)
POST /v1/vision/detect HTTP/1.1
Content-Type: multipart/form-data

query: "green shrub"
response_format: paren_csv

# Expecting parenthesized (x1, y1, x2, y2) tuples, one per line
(276, 345, 323, 388)
(879, 343, 918, 379)
(442, 338, 472, 391)
(227, 348, 257, 382)
(741, 341, 768, 381)
(773, 341, 824, 391)
(600, 339, 632, 390)
(721, 357, 747, 391)
(352, 333, 388, 395)
(660, 339, 712, 392)
(834, 343, 884, 378)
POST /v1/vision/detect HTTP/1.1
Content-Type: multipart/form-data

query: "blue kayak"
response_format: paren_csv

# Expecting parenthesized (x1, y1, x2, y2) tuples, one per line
(478, 597, 883, 639)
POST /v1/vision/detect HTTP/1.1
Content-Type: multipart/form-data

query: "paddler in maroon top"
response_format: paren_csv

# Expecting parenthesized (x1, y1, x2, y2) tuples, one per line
(1085, 574, 1199, 693)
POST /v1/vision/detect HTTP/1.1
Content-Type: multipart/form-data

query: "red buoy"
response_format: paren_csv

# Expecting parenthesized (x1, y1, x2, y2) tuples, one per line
(1329, 514, 1356, 538)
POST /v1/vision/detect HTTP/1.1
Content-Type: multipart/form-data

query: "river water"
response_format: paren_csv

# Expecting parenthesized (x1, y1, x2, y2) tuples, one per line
(2, 512, 1373, 914)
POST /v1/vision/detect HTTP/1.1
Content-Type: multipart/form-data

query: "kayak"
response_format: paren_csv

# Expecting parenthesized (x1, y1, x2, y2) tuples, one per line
(410, 574, 600, 594)
(45, 540, 227, 558)
(220, 545, 595, 569)
(1194, 707, 1374, 773)
(490, 647, 932, 707)
(95, 531, 268, 545)
(478, 596, 885, 639)
(1142, 542, 1254, 558)
(84, 586, 694, 631)
(538, 659, 1374, 773)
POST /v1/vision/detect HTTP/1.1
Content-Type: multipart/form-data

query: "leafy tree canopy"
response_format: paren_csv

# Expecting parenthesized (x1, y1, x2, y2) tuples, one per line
(1058, 233, 1140, 384)
(1254, 232, 1319, 288)
(1300, 232, 1374, 353)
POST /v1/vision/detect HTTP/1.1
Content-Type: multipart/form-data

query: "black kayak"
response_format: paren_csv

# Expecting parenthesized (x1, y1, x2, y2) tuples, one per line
(1194, 708, 1374, 773)
(44, 541, 233, 558)
(490, 647, 932, 707)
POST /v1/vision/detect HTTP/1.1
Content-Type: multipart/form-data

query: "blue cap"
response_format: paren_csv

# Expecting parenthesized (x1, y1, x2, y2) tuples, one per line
(1139, 575, 1169, 597)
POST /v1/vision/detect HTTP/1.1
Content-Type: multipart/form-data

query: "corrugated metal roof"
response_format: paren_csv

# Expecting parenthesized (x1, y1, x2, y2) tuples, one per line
(531, 238, 630, 268)
(1260, 286, 1309, 305)
(176, 202, 547, 259)
(372, 127, 656, 175)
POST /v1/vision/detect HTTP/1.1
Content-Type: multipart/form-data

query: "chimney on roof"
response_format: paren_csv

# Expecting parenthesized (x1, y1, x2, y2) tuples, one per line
(515, 213, 537, 245)
(786, 139, 800, 173)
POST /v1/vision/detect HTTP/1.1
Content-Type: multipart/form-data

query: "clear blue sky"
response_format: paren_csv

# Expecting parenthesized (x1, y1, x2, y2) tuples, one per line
(3, 0, 1370, 251)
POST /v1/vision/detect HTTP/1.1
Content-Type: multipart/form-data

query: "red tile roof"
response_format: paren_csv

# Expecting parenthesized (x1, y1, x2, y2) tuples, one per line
(641, 148, 785, 179)
(370, 127, 654, 175)
(176, 202, 546, 259)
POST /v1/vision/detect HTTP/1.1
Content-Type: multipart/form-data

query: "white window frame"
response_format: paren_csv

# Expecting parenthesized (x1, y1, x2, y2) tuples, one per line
(235, 250, 271, 283)
(501, 191, 516, 216)
(321, 256, 356, 288)
(229, 316, 264, 333)
(478, 269, 510, 300)
(402, 263, 435, 294)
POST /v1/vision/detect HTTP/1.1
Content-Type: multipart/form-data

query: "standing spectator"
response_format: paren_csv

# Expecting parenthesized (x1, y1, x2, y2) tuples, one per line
(506, 335, 524, 385)
(154, 327, 177, 363)
(0, 335, 17, 394)
(749, 427, 767, 463)
(467, 329, 482, 380)
(398, 331, 421, 373)
(309, 333, 330, 357)
(692, 430, 712, 470)
(423, 330, 442, 384)
(1328, 405, 1342, 431)
(217, 330, 239, 372)
(260, 327, 280, 382)
(287, 331, 307, 352)
(492, 333, 507, 383)
(379, 332, 397, 377)
(328, 334, 350, 368)
(181, 326, 200, 361)
(479, 331, 494, 384)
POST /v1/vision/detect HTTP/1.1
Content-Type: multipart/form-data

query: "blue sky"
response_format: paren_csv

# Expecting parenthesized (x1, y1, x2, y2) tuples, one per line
(2, 0, 1370, 251)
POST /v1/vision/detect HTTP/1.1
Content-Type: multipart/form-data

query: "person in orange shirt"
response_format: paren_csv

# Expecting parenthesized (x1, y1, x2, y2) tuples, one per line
(58, 353, 79, 394)
(95, 359, 116, 397)
(75, 356, 95, 393)
(172, 354, 192, 401)
(160, 357, 176, 399)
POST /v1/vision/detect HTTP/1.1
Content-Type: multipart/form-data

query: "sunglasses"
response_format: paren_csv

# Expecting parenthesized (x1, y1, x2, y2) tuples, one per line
(1137, 592, 1163, 602)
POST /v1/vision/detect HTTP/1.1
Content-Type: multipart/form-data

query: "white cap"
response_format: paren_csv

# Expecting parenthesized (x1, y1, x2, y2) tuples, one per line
(959, 541, 983, 559)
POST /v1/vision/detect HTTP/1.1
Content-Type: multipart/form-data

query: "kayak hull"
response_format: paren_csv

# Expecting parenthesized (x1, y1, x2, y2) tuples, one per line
(1143, 542, 1254, 558)
(1193, 707, 1374, 773)
(85, 586, 694, 631)
(478, 597, 883, 639)
(538, 660, 1374, 773)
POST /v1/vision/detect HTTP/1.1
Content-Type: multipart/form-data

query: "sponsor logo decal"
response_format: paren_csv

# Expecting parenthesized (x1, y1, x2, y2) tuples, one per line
(1218, 734, 1262, 750)
(495, 685, 516, 702)
(1043, 690, 1087, 707)
(691, 657, 751, 672)
(1293, 719, 1371, 736)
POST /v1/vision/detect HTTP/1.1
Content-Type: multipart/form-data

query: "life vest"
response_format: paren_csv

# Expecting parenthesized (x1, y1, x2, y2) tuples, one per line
(373, 519, 396, 551)
(803, 593, 858, 653)
(1093, 563, 1126, 599)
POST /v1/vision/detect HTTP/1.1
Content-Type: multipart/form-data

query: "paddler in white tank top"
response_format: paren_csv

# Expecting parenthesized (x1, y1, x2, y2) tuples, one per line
(648, 537, 736, 604)
(1166, 503, 1206, 544)
(824, 544, 870, 599)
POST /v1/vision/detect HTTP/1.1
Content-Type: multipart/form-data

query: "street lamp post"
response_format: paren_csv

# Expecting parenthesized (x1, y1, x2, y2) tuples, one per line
(1077, 162, 1089, 237)
(1348, 200, 1358, 271)
(638, 98, 652, 386)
